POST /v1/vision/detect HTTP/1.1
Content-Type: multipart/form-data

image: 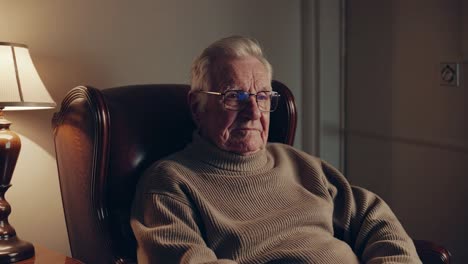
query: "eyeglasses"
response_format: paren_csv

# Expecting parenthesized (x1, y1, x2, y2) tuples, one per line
(198, 90, 280, 112)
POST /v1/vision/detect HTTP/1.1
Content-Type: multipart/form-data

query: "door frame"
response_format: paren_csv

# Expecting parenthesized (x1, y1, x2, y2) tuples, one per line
(301, 0, 346, 171)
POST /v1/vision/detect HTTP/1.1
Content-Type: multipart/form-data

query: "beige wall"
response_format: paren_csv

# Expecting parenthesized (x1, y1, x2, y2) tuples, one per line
(346, 0, 468, 263)
(0, 0, 302, 256)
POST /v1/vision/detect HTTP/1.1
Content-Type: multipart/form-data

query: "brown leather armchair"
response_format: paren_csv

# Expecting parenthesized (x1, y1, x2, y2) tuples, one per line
(52, 81, 451, 264)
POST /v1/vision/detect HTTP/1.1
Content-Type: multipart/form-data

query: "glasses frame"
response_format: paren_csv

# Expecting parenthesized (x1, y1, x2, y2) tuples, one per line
(197, 90, 280, 112)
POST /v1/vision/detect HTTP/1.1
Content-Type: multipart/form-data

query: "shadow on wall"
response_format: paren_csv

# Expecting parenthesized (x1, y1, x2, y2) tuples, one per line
(34, 53, 112, 103)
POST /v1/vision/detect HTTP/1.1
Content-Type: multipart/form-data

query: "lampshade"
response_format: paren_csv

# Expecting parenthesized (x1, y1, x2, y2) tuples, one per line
(0, 42, 56, 110)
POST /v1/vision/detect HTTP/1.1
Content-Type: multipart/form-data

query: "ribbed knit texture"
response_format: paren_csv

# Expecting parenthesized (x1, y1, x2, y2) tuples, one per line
(131, 133, 422, 264)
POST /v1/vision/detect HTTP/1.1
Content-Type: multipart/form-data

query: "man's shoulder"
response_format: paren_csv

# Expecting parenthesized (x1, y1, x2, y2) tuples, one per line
(135, 150, 195, 197)
(144, 150, 193, 180)
(266, 143, 345, 178)
(267, 142, 319, 159)
(266, 142, 323, 167)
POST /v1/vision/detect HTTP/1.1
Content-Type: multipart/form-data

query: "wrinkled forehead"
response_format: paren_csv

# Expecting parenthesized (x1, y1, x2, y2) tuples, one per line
(211, 57, 271, 92)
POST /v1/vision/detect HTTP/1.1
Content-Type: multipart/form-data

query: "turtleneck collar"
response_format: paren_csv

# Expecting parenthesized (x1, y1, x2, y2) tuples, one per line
(183, 132, 272, 172)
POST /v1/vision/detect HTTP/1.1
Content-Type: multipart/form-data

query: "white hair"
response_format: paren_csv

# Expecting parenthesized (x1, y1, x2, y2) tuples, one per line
(190, 36, 273, 111)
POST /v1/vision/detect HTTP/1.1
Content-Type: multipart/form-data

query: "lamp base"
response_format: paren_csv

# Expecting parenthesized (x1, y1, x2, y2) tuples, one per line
(0, 237, 34, 263)
(0, 114, 34, 263)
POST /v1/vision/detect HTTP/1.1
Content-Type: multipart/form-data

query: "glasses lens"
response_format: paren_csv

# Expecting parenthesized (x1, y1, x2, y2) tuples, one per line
(269, 92, 279, 112)
(256, 91, 271, 111)
(223, 90, 243, 110)
(222, 90, 280, 112)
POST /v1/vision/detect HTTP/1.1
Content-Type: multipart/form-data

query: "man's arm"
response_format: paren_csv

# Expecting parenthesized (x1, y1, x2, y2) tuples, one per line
(321, 160, 422, 264)
(130, 161, 238, 264)
(131, 192, 237, 264)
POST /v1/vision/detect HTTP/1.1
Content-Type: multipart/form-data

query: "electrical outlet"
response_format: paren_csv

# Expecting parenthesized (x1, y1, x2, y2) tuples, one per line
(440, 62, 460, 86)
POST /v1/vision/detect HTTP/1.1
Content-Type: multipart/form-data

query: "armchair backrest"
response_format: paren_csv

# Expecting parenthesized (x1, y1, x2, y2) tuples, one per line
(52, 81, 297, 264)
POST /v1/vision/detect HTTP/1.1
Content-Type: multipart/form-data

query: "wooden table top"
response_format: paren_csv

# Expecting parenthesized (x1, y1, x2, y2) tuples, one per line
(16, 245, 82, 264)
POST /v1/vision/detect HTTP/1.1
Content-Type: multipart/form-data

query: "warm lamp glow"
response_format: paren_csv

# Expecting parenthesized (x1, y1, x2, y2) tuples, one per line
(0, 42, 55, 111)
(0, 42, 56, 263)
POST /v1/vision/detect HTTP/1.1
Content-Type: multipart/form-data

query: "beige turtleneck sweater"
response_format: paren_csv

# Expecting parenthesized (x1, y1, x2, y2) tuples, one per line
(131, 134, 421, 264)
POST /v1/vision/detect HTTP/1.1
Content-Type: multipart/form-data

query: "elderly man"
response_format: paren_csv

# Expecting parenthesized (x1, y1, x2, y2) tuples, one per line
(131, 36, 421, 263)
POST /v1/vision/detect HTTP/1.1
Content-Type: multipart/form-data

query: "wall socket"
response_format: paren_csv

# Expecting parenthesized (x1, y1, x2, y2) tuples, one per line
(440, 62, 460, 86)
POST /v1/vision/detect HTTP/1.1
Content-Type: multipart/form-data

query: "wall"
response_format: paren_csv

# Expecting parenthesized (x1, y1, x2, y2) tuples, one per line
(0, 0, 302, 256)
(346, 0, 468, 263)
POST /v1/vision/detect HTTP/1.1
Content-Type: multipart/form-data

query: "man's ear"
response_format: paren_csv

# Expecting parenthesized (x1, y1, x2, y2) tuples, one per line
(188, 92, 202, 126)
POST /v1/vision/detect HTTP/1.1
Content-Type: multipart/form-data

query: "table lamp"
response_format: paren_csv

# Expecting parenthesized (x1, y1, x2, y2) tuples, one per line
(0, 42, 56, 262)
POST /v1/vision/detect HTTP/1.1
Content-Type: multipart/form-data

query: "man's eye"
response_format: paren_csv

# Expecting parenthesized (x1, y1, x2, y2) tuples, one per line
(224, 92, 239, 100)
(257, 92, 269, 101)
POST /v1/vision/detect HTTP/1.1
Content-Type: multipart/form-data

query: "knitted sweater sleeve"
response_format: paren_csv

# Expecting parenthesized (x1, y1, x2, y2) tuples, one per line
(321, 160, 422, 264)
(130, 165, 238, 264)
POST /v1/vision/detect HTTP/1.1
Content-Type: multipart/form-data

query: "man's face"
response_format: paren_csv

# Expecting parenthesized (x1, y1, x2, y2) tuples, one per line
(194, 56, 271, 155)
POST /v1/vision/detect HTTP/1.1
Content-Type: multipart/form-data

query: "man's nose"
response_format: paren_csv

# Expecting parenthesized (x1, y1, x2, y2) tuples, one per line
(240, 96, 261, 120)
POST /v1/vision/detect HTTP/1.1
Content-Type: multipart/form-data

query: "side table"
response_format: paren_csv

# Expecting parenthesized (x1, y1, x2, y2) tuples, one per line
(15, 245, 82, 264)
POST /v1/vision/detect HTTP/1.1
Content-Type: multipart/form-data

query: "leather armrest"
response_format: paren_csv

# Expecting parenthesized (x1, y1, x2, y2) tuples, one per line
(414, 239, 451, 264)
